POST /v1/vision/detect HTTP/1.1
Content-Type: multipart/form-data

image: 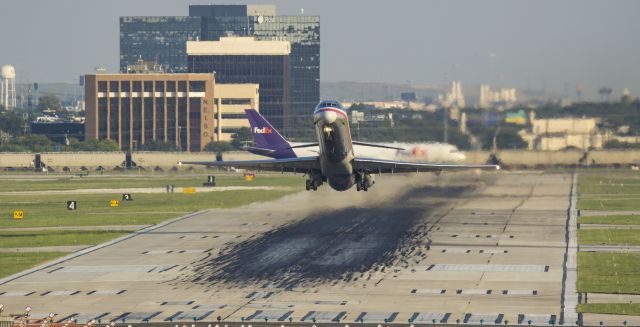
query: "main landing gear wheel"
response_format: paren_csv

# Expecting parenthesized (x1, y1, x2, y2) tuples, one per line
(305, 180, 311, 191)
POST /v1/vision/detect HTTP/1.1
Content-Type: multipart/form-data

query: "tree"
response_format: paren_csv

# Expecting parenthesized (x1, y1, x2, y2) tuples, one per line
(38, 95, 62, 112)
(231, 127, 253, 148)
(204, 141, 234, 152)
(0, 112, 26, 136)
(21, 135, 55, 152)
(70, 138, 120, 151)
(138, 140, 176, 151)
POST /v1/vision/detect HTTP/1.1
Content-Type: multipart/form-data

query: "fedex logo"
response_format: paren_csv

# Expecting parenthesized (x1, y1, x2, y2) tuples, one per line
(253, 127, 273, 134)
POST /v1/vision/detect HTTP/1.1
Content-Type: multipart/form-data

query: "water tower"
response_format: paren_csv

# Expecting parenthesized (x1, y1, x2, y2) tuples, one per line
(1, 65, 17, 110)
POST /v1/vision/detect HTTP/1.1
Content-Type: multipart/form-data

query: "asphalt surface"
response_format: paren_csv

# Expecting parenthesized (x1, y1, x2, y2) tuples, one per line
(1, 172, 631, 326)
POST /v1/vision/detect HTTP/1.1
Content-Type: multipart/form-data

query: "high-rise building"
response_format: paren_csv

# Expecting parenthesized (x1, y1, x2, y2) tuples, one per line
(120, 4, 319, 135)
(187, 37, 290, 131)
(120, 17, 200, 73)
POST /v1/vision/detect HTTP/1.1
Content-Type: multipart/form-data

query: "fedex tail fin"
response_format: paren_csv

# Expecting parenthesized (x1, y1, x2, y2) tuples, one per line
(244, 109, 296, 159)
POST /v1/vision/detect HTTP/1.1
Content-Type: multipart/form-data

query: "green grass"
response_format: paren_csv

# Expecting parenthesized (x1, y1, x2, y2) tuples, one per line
(577, 252, 640, 294)
(0, 252, 68, 279)
(577, 303, 640, 316)
(579, 215, 640, 225)
(0, 230, 129, 248)
(578, 229, 640, 245)
(577, 173, 640, 210)
(0, 188, 298, 228)
(0, 173, 302, 279)
(578, 198, 640, 211)
(0, 174, 302, 192)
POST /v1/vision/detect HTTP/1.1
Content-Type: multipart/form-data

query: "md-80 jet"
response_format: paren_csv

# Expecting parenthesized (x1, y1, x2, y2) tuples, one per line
(243, 109, 467, 163)
(180, 100, 499, 191)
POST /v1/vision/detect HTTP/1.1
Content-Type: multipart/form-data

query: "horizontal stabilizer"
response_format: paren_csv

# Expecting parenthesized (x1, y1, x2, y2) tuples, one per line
(288, 143, 319, 149)
(352, 141, 405, 151)
(243, 146, 276, 153)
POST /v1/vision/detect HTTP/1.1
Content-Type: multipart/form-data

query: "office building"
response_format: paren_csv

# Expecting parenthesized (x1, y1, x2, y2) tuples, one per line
(120, 4, 319, 135)
(84, 70, 259, 151)
(187, 37, 289, 131)
(214, 83, 259, 142)
(119, 16, 200, 73)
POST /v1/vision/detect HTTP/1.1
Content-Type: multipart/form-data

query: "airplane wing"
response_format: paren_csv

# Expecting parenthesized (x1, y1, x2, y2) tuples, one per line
(179, 156, 320, 173)
(352, 157, 499, 174)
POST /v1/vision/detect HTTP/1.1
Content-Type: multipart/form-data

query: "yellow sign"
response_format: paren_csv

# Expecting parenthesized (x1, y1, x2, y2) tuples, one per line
(244, 172, 255, 181)
(110, 200, 120, 207)
(182, 187, 196, 194)
(13, 210, 24, 220)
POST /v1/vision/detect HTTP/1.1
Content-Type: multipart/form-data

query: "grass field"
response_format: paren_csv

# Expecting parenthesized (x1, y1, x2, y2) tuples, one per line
(0, 230, 129, 248)
(578, 172, 640, 210)
(0, 188, 297, 228)
(0, 173, 301, 278)
(577, 303, 640, 316)
(0, 252, 67, 279)
(0, 174, 302, 192)
(578, 229, 640, 245)
(578, 215, 640, 225)
(577, 252, 640, 294)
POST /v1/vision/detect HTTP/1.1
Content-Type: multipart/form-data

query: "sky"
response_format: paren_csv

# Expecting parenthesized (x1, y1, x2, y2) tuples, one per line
(1, 0, 639, 100)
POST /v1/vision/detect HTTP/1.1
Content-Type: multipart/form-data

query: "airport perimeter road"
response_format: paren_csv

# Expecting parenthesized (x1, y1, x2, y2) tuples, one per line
(0, 172, 574, 326)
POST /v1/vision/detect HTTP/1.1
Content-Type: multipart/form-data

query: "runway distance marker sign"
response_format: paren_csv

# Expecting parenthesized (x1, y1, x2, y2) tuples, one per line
(12, 210, 24, 220)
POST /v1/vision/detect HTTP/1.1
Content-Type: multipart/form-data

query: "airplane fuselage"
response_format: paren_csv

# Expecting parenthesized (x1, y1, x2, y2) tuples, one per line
(313, 104, 356, 191)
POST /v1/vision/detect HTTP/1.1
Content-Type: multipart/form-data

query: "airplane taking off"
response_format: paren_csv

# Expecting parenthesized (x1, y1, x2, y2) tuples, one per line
(180, 100, 499, 191)
(244, 109, 467, 163)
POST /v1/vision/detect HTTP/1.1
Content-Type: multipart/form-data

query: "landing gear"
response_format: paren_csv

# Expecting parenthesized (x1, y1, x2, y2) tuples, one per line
(355, 172, 375, 192)
(305, 172, 323, 191)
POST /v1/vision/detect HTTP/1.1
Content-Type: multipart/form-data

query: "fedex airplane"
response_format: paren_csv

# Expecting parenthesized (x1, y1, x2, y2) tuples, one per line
(244, 109, 466, 163)
(180, 100, 499, 192)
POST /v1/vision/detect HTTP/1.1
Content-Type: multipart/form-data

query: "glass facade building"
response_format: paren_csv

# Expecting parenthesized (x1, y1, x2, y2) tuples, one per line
(189, 51, 290, 130)
(196, 13, 319, 134)
(119, 5, 319, 136)
(120, 17, 201, 73)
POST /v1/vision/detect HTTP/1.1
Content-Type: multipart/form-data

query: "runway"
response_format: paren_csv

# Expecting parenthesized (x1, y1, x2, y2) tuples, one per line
(0, 172, 574, 325)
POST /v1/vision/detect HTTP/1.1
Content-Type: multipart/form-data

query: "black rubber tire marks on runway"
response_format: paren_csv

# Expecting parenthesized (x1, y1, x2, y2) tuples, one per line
(186, 185, 471, 289)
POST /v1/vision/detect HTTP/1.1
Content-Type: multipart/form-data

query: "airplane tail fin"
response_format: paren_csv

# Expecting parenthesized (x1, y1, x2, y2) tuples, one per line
(245, 109, 296, 158)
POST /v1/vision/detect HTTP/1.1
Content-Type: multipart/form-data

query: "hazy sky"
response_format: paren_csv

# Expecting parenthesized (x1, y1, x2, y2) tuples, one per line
(1, 0, 639, 99)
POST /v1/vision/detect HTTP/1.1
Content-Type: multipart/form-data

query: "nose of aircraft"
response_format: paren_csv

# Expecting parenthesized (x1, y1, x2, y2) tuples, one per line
(314, 109, 338, 125)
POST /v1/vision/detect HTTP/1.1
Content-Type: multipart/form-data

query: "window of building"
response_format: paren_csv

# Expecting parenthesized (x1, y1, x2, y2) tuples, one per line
(109, 81, 119, 92)
(133, 81, 142, 92)
(166, 81, 176, 92)
(178, 81, 187, 92)
(144, 81, 153, 92)
(188, 81, 205, 92)
(121, 81, 131, 92)
(220, 113, 248, 119)
(98, 81, 108, 92)
(155, 81, 164, 92)
(221, 98, 252, 105)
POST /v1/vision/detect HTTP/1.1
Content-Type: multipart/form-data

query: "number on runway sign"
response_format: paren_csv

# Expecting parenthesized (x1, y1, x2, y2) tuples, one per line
(12, 210, 24, 220)
(67, 201, 77, 210)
